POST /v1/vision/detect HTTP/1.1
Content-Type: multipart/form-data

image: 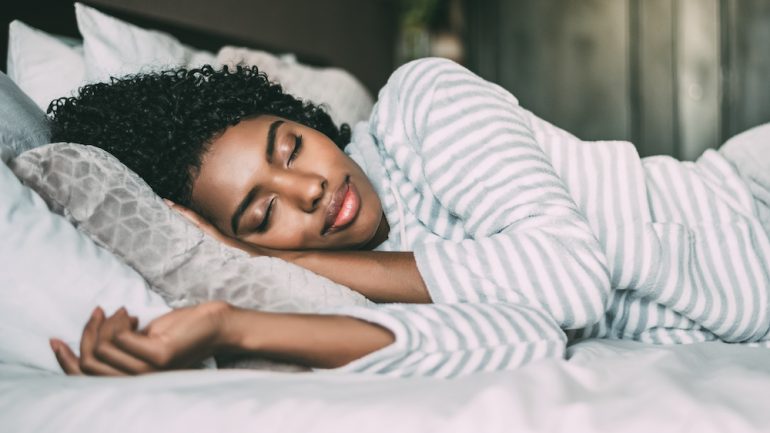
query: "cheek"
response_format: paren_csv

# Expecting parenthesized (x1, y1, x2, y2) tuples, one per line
(361, 201, 383, 239)
(253, 214, 318, 250)
(241, 232, 309, 250)
(359, 181, 382, 224)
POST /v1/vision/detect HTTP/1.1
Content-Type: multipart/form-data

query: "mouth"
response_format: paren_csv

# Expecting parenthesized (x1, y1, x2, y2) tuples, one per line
(322, 175, 360, 235)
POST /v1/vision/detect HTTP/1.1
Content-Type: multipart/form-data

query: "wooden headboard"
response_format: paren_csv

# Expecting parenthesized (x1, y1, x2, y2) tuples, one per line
(1, 0, 398, 94)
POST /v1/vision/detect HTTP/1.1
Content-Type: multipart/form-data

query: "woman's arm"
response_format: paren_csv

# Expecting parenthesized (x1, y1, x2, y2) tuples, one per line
(285, 250, 431, 304)
(221, 305, 395, 368)
(53, 299, 568, 378)
(169, 202, 431, 304)
(51, 302, 395, 375)
(364, 58, 611, 329)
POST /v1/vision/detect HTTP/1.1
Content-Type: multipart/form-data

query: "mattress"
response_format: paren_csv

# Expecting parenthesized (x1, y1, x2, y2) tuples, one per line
(2, 339, 769, 433)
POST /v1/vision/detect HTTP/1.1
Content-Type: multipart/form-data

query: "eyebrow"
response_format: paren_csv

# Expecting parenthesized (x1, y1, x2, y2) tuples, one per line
(265, 120, 284, 164)
(230, 119, 284, 235)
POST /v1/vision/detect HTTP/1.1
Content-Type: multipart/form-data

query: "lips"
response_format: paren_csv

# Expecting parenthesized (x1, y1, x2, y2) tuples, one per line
(322, 176, 360, 235)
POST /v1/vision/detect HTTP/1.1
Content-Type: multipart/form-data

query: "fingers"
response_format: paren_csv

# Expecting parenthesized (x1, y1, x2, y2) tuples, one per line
(78, 307, 127, 376)
(52, 335, 152, 376)
(114, 305, 224, 370)
(163, 198, 233, 245)
(50, 338, 82, 375)
(92, 335, 158, 374)
(78, 306, 105, 368)
(52, 307, 161, 376)
(113, 332, 175, 369)
(92, 309, 160, 374)
(54, 305, 220, 376)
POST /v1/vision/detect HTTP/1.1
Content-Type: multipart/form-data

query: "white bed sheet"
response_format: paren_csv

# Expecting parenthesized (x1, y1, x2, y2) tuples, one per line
(1, 339, 769, 433)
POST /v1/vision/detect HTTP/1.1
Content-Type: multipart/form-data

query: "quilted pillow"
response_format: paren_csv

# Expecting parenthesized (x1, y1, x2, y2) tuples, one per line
(10, 143, 373, 368)
(0, 156, 170, 373)
(10, 142, 371, 311)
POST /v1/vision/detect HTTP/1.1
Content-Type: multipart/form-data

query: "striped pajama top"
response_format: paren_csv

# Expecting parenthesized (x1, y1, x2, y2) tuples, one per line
(323, 58, 770, 378)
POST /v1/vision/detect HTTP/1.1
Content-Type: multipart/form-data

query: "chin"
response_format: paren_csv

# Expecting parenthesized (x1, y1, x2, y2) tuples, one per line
(355, 218, 383, 250)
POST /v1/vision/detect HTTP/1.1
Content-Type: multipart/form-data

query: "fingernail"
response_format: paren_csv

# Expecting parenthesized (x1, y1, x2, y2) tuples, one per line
(49, 339, 60, 352)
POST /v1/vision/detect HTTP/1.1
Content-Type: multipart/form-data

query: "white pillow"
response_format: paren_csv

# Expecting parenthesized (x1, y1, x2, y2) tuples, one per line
(0, 159, 171, 372)
(6, 20, 87, 111)
(217, 46, 374, 127)
(73, 2, 373, 127)
(75, 2, 217, 82)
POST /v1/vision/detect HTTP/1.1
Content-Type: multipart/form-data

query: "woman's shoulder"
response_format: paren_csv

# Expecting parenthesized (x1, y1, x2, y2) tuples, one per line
(377, 58, 473, 99)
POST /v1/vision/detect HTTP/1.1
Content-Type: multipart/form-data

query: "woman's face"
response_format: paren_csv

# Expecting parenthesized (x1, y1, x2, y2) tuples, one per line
(191, 115, 384, 250)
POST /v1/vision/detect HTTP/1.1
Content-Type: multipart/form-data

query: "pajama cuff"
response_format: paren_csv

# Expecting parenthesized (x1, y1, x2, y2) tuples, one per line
(311, 305, 414, 375)
(412, 240, 458, 304)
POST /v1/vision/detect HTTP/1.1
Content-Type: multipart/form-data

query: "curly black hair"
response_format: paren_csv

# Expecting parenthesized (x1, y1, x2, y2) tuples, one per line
(47, 64, 351, 205)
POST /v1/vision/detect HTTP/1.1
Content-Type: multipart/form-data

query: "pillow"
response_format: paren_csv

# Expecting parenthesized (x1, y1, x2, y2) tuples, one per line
(11, 143, 372, 370)
(218, 46, 374, 128)
(6, 20, 87, 111)
(75, 2, 217, 82)
(10, 143, 371, 317)
(0, 71, 50, 162)
(0, 158, 171, 372)
(74, 2, 373, 127)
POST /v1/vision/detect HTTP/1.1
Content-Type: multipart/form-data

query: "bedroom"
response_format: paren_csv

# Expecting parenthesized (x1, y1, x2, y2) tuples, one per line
(2, 1, 770, 432)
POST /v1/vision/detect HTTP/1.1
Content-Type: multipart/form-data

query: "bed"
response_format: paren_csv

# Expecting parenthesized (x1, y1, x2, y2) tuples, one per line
(2, 340, 770, 433)
(2, 2, 770, 432)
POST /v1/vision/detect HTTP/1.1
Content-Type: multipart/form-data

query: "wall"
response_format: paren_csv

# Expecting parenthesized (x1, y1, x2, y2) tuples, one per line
(466, 0, 770, 159)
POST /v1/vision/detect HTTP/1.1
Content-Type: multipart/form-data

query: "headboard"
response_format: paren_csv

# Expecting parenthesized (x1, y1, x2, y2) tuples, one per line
(1, 0, 398, 94)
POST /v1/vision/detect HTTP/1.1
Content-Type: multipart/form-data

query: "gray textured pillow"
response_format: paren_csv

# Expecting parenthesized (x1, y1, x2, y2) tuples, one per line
(10, 143, 372, 369)
(0, 71, 50, 163)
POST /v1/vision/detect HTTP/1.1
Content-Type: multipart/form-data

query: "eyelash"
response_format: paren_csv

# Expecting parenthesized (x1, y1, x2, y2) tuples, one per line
(288, 134, 302, 165)
(255, 197, 275, 233)
(255, 135, 302, 234)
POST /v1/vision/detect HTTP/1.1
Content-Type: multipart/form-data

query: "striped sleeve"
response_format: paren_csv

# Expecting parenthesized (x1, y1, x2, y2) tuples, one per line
(318, 302, 566, 378)
(371, 58, 611, 329)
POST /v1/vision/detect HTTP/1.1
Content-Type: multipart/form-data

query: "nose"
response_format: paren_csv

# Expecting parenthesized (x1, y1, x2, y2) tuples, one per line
(270, 170, 326, 213)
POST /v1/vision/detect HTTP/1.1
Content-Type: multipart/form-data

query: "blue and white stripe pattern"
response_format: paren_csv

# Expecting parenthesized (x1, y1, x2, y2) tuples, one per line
(327, 58, 770, 378)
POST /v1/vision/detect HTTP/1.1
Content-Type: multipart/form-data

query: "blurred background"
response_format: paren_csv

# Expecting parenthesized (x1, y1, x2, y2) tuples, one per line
(3, 0, 769, 159)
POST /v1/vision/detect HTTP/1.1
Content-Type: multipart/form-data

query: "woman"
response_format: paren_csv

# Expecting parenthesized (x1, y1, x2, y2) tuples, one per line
(47, 58, 770, 378)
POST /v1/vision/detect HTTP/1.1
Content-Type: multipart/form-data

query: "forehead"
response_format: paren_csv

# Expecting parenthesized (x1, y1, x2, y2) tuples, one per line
(203, 114, 291, 171)
(211, 115, 277, 152)
(190, 116, 277, 220)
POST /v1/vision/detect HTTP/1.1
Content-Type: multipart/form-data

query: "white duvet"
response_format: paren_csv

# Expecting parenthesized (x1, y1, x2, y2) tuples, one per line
(2, 339, 769, 433)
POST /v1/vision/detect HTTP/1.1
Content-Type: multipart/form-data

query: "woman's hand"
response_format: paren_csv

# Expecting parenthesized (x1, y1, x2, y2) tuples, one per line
(51, 306, 152, 375)
(163, 200, 428, 303)
(50, 301, 233, 375)
(164, 199, 294, 260)
(51, 303, 395, 376)
(164, 199, 243, 249)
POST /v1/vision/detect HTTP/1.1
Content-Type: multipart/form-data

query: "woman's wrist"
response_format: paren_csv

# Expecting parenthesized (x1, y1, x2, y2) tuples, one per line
(215, 304, 265, 353)
(211, 304, 395, 368)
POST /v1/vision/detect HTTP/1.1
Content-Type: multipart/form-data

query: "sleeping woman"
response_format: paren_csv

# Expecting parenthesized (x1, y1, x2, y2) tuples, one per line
(47, 58, 770, 378)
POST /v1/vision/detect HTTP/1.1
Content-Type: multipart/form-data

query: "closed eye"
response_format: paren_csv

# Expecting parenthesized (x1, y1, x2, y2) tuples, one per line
(255, 197, 275, 233)
(288, 135, 302, 166)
